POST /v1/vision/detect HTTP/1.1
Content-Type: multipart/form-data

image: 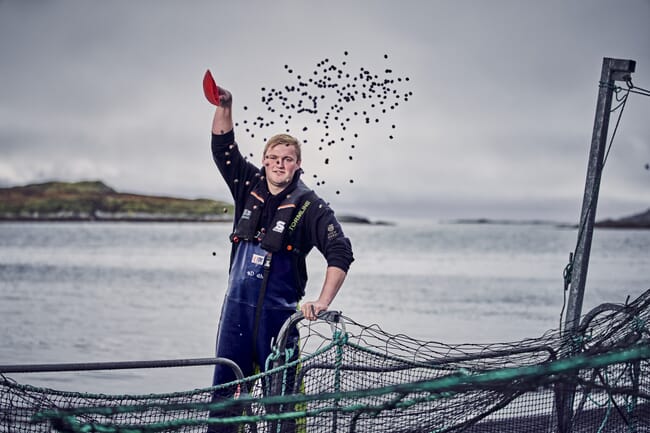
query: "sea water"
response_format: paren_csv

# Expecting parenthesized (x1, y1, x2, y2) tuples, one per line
(1, 220, 648, 394)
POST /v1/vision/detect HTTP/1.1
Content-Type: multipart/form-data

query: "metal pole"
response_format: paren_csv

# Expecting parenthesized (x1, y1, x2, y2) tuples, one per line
(557, 57, 636, 433)
(563, 57, 636, 333)
(0, 357, 246, 380)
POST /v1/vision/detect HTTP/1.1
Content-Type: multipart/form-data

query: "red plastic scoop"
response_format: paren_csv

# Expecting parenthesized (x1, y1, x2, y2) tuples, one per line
(203, 70, 221, 106)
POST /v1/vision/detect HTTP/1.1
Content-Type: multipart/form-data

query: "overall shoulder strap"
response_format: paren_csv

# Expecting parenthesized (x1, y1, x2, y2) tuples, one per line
(260, 181, 316, 252)
(231, 182, 266, 242)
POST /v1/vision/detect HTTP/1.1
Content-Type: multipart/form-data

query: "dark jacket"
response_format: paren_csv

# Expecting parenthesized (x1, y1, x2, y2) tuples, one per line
(211, 131, 354, 296)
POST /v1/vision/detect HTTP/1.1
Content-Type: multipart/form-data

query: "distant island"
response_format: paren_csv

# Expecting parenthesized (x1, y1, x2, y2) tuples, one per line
(4, 180, 643, 227)
(0, 181, 233, 222)
(594, 208, 650, 229)
(0, 180, 388, 224)
(451, 208, 650, 230)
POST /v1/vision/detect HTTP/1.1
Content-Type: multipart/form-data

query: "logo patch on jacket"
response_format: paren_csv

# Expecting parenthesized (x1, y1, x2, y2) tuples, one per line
(272, 221, 286, 233)
(327, 223, 339, 240)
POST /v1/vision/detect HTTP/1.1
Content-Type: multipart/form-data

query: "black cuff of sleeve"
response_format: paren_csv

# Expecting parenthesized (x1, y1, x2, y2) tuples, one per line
(326, 260, 351, 274)
(212, 129, 235, 147)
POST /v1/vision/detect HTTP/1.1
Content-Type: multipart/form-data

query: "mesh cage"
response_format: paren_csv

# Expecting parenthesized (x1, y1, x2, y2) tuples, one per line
(2, 289, 650, 433)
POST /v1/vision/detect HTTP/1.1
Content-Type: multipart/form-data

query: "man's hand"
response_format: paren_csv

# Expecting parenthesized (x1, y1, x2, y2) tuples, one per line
(203, 70, 232, 107)
(301, 267, 347, 321)
(300, 301, 329, 321)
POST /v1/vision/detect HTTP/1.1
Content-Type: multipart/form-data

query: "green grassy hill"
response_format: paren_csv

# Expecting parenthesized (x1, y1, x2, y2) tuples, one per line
(0, 181, 233, 222)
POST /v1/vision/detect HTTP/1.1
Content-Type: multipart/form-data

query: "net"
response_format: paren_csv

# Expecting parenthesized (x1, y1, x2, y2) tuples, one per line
(2, 288, 649, 433)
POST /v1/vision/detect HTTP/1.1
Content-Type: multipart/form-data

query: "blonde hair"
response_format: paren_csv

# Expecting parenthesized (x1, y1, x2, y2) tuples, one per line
(263, 134, 302, 162)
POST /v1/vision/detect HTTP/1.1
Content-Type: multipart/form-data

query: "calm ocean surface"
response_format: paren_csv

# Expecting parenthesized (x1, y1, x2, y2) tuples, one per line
(1, 220, 649, 394)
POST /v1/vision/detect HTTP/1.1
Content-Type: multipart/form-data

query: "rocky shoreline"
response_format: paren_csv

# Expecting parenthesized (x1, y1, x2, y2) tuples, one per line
(0, 211, 232, 222)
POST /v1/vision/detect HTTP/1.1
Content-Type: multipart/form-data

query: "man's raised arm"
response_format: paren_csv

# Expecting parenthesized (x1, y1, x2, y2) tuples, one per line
(203, 70, 233, 135)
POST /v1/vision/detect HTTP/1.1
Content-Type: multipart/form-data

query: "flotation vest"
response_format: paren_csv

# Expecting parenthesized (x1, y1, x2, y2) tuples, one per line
(230, 178, 317, 253)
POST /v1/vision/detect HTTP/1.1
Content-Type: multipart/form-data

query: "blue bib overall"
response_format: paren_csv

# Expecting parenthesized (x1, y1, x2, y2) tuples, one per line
(212, 241, 300, 388)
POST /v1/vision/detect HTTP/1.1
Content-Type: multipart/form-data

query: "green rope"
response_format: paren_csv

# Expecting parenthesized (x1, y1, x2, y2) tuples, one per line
(34, 344, 650, 433)
(632, 316, 647, 334)
(332, 330, 346, 432)
(333, 330, 348, 394)
(595, 398, 614, 433)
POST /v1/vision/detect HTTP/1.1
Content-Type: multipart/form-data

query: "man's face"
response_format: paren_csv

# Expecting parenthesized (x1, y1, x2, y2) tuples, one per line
(263, 144, 301, 191)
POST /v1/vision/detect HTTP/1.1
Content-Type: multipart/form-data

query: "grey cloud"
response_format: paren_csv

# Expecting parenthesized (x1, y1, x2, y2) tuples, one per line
(0, 0, 648, 220)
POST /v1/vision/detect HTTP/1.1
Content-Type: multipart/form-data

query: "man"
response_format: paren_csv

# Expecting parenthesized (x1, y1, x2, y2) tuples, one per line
(205, 71, 354, 411)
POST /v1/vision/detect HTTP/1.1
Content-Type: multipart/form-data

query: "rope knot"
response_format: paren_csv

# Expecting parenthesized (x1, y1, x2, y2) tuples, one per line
(333, 330, 349, 345)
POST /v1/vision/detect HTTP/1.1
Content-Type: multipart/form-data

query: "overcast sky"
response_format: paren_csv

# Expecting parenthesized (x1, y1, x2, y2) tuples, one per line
(1, 0, 648, 221)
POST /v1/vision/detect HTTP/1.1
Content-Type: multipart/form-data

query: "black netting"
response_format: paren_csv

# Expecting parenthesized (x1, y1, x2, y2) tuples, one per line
(2, 288, 650, 433)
